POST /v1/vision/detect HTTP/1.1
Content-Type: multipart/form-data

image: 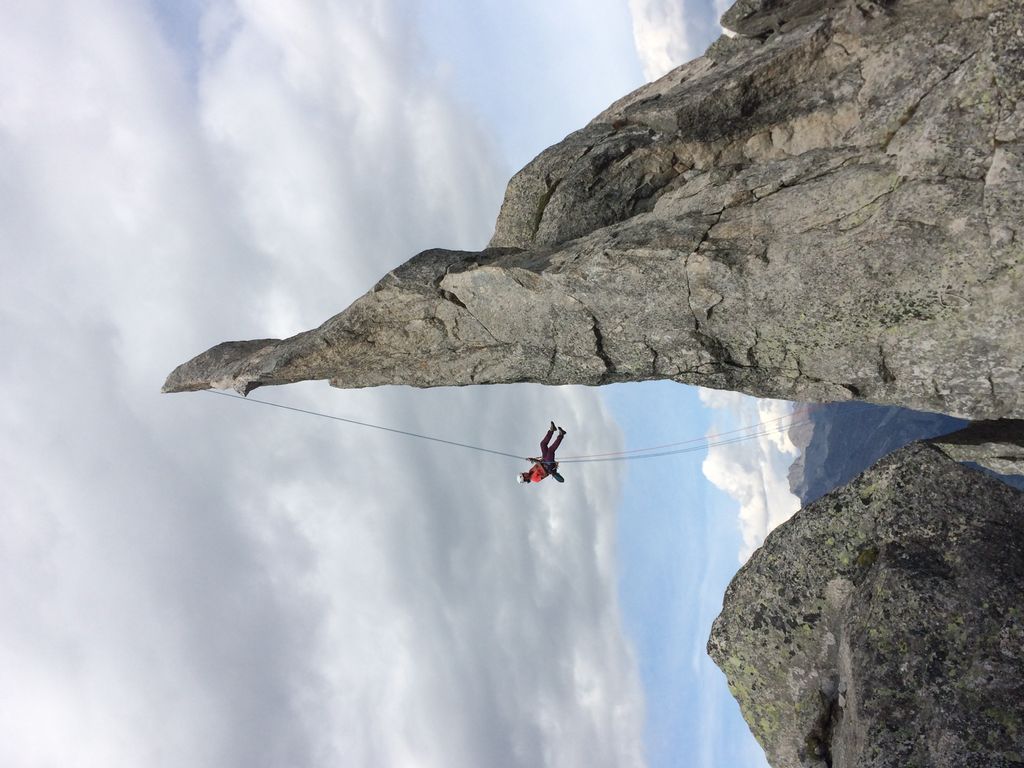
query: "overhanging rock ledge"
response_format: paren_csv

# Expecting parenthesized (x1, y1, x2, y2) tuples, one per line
(164, 0, 1024, 422)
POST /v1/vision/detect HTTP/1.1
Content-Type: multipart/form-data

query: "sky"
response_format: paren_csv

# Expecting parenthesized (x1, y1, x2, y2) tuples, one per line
(0, 1, 801, 767)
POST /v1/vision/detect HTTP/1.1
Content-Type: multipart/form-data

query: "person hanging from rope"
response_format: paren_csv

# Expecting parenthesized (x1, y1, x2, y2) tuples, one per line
(518, 421, 567, 484)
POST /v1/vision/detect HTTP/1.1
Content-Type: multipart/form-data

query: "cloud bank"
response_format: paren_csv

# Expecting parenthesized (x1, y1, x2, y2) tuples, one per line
(698, 390, 802, 563)
(0, 2, 644, 766)
(626, 0, 737, 81)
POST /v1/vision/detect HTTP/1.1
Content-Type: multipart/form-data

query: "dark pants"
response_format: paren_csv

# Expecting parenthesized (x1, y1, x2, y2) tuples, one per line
(541, 427, 563, 463)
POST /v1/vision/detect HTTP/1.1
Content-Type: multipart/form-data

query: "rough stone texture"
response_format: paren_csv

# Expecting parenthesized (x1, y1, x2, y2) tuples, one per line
(707, 443, 1024, 768)
(930, 419, 1024, 475)
(165, 0, 1024, 421)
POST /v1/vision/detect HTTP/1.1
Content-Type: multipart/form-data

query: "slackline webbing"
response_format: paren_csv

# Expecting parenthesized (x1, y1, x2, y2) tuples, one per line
(202, 389, 810, 464)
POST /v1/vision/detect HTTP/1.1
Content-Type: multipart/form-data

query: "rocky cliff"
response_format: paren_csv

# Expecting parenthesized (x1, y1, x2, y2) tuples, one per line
(707, 442, 1024, 768)
(929, 418, 1024, 477)
(164, 0, 1024, 422)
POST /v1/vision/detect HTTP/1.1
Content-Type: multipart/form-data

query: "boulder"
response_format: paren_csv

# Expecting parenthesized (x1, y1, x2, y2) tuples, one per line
(707, 442, 1024, 768)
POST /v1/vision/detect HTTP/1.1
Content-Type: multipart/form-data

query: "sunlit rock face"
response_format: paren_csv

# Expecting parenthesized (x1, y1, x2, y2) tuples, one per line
(165, 0, 1023, 421)
(707, 442, 1024, 768)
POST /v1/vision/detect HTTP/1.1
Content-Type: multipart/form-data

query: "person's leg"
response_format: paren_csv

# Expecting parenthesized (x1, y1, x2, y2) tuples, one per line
(540, 424, 555, 456)
(549, 430, 564, 454)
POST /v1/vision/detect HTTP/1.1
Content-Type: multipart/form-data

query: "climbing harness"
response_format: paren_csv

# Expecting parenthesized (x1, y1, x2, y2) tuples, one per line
(202, 390, 812, 465)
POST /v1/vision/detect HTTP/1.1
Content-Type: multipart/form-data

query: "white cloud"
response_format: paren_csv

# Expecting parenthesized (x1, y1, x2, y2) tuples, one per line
(698, 389, 802, 563)
(0, 2, 644, 767)
(627, 0, 693, 81)
(626, 0, 736, 82)
(194, 0, 511, 334)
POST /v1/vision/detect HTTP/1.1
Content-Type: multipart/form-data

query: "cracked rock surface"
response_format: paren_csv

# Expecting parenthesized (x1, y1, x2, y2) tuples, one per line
(164, 0, 1023, 421)
(930, 418, 1024, 476)
(707, 443, 1024, 768)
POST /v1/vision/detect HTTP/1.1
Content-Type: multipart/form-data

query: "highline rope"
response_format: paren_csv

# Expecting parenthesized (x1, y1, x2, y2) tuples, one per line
(202, 389, 810, 464)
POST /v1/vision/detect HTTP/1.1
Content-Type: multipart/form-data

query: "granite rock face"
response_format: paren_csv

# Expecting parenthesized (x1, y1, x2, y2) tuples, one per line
(707, 443, 1024, 768)
(930, 418, 1024, 476)
(165, 0, 1023, 421)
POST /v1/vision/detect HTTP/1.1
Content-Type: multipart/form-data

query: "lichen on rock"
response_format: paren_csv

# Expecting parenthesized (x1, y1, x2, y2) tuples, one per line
(707, 443, 1024, 768)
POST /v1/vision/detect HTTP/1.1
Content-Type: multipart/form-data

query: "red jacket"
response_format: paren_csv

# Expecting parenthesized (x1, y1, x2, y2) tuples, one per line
(527, 461, 556, 482)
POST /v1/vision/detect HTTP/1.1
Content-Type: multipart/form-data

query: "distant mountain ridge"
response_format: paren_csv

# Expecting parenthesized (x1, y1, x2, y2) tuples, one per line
(787, 402, 966, 505)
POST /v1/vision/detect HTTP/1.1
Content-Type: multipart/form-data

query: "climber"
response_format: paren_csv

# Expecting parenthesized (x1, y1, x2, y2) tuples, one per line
(518, 422, 567, 484)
